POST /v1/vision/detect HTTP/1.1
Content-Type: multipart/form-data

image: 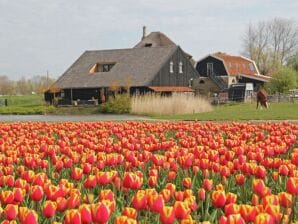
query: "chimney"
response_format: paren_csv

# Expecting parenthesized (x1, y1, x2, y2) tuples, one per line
(142, 26, 146, 40)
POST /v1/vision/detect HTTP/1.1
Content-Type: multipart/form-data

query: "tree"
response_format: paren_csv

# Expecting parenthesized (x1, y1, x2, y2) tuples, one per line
(242, 18, 298, 76)
(266, 67, 297, 93)
(0, 75, 15, 95)
(287, 53, 298, 71)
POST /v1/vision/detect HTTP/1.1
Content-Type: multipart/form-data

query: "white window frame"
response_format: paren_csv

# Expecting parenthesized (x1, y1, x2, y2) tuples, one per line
(170, 61, 174, 73)
(207, 63, 214, 76)
(179, 62, 183, 74)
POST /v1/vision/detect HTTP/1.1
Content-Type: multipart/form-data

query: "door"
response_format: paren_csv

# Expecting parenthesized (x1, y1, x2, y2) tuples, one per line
(207, 63, 214, 76)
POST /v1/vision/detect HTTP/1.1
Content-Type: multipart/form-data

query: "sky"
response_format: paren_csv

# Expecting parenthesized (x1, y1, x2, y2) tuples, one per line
(0, 0, 297, 80)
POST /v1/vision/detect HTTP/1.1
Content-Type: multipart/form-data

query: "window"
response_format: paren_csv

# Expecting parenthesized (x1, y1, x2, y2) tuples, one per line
(249, 63, 255, 71)
(89, 63, 115, 73)
(199, 80, 205, 84)
(145, 43, 152, 47)
(179, 62, 183, 74)
(207, 63, 213, 76)
(170, 61, 174, 73)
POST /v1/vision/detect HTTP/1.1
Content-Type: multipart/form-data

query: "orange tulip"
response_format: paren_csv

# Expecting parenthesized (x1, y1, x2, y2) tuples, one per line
(83, 175, 97, 189)
(122, 207, 137, 219)
(226, 192, 237, 204)
(114, 216, 137, 224)
(226, 214, 245, 224)
(278, 192, 292, 207)
(160, 189, 171, 202)
(71, 167, 83, 181)
(252, 179, 266, 197)
(254, 213, 274, 224)
(183, 177, 192, 189)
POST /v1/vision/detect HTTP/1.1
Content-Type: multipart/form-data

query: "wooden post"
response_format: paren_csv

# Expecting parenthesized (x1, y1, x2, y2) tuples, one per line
(70, 89, 73, 105)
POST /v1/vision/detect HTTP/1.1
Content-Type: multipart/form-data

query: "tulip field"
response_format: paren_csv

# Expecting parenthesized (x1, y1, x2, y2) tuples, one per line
(0, 121, 297, 224)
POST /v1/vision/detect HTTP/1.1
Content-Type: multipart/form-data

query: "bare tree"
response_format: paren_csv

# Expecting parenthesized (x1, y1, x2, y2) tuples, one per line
(242, 18, 298, 76)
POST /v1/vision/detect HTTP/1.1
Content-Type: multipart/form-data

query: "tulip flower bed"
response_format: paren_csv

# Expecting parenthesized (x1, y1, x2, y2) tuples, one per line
(0, 121, 297, 224)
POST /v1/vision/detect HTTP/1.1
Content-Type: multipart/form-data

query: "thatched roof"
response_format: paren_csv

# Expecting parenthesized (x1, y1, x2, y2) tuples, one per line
(53, 46, 178, 89)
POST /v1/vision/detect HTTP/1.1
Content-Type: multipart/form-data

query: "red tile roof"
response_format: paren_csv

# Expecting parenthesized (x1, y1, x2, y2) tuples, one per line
(149, 86, 194, 92)
(213, 53, 259, 77)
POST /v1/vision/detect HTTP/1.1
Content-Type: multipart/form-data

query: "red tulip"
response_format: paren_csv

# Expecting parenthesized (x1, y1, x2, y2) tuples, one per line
(0, 191, 14, 205)
(174, 201, 190, 220)
(99, 189, 115, 202)
(4, 204, 18, 220)
(91, 202, 111, 223)
(278, 165, 289, 176)
(198, 188, 206, 201)
(79, 204, 92, 224)
(64, 209, 81, 224)
(235, 174, 245, 185)
(67, 194, 81, 209)
(252, 179, 266, 197)
(83, 175, 97, 189)
(148, 194, 164, 213)
(43, 200, 56, 218)
(20, 209, 38, 224)
(71, 167, 83, 181)
(239, 204, 257, 222)
(212, 190, 226, 208)
(224, 203, 239, 216)
(131, 190, 147, 210)
(56, 197, 68, 212)
(286, 177, 298, 195)
(148, 176, 158, 187)
(160, 206, 175, 224)
(160, 189, 171, 202)
(29, 185, 44, 202)
(203, 179, 213, 191)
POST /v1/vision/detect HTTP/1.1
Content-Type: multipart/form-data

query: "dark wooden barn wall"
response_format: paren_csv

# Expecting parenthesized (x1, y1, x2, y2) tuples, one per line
(150, 47, 199, 86)
(196, 56, 228, 77)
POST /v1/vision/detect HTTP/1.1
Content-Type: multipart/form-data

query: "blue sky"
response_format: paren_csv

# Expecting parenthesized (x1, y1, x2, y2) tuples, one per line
(0, 0, 297, 79)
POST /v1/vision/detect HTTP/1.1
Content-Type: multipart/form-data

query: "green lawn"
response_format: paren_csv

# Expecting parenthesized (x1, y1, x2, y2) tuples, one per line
(152, 102, 298, 121)
(0, 95, 99, 115)
(0, 95, 53, 115)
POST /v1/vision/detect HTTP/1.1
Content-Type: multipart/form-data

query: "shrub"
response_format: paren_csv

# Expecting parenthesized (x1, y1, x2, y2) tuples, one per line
(98, 94, 131, 114)
(131, 93, 213, 115)
(266, 67, 298, 93)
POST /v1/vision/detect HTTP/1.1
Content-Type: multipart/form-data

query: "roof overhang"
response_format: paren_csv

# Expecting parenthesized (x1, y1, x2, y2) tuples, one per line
(149, 86, 194, 92)
(237, 74, 271, 82)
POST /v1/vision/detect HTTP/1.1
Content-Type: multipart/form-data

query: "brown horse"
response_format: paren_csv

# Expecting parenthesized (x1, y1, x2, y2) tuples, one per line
(256, 89, 269, 109)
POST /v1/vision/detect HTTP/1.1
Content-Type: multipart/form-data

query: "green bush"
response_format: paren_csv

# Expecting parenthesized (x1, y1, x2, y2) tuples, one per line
(98, 94, 131, 114)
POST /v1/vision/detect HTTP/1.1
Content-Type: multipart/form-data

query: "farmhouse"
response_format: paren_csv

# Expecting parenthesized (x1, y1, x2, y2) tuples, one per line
(194, 53, 271, 97)
(45, 29, 199, 105)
